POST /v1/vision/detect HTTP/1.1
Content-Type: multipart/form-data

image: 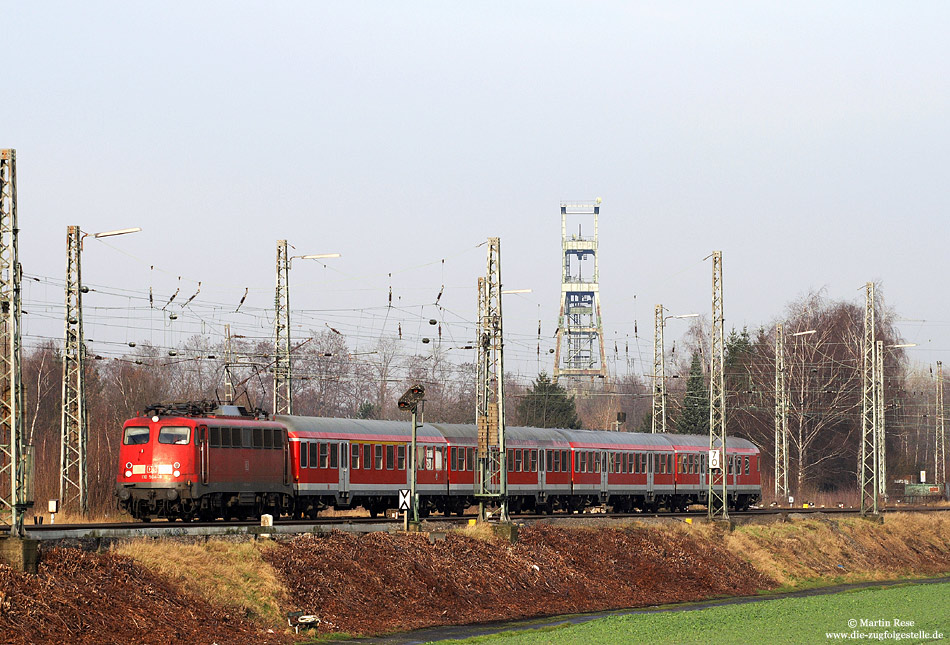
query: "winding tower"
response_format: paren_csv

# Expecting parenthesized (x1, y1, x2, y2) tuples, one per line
(553, 200, 608, 384)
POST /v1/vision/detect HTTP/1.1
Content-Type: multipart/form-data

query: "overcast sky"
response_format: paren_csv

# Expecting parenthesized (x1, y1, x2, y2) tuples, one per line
(5, 3, 950, 382)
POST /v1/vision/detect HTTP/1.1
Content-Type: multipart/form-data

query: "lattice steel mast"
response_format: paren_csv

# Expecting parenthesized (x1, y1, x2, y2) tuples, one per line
(475, 238, 507, 522)
(60, 225, 88, 514)
(224, 323, 234, 404)
(937, 361, 946, 486)
(0, 149, 29, 535)
(651, 305, 666, 434)
(274, 240, 292, 415)
(553, 201, 608, 383)
(860, 282, 878, 515)
(707, 251, 728, 519)
(774, 323, 789, 502)
(875, 339, 886, 502)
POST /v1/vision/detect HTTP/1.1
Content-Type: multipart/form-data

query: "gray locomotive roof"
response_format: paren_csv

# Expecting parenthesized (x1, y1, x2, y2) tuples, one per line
(274, 415, 445, 440)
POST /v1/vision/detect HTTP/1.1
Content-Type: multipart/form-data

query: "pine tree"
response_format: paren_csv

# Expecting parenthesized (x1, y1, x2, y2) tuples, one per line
(676, 353, 709, 434)
(517, 372, 581, 429)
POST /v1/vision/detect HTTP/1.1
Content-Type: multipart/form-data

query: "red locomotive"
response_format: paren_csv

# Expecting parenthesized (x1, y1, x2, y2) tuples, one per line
(116, 403, 761, 521)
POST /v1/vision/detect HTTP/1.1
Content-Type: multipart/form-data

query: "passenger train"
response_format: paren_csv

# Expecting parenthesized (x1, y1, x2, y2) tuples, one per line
(115, 403, 761, 521)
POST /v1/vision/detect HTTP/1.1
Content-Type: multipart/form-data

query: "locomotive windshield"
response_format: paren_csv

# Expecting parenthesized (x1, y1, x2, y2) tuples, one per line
(123, 426, 149, 445)
(158, 426, 191, 445)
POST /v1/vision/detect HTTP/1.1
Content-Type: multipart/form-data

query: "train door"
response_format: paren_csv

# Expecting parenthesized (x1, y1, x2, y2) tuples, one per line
(339, 441, 349, 496)
(433, 445, 444, 485)
(198, 425, 209, 485)
(539, 449, 546, 490)
(647, 452, 654, 495)
(600, 451, 609, 499)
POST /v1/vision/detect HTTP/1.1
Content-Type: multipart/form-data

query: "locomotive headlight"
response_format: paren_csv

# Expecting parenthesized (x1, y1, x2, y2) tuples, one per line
(173, 462, 180, 469)
(173, 470, 181, 477)
(125, 470, 132, 478)
(125, 462, 132, 469)
(167, 489, 178, 500)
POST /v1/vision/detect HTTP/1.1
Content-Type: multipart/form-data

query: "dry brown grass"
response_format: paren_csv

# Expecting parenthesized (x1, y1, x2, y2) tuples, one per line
(452, 521, 502, 542)
(26, 509, 134, 525)
(113, 538, 289, 628)
(723, 512, 950, 587)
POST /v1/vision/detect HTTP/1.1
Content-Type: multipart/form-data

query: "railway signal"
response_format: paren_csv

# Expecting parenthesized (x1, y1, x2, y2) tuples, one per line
(398, 384, 425, 524)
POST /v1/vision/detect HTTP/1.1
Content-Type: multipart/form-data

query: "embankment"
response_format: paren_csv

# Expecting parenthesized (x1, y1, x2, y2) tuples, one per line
(0, 512, 948, 642)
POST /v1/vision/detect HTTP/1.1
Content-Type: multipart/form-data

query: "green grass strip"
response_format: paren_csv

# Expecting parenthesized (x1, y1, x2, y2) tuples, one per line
(447, 582, 950, 644)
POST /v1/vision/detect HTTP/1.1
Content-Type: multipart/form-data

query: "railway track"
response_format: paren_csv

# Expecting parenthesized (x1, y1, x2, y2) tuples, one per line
(15, 505, 949, 542)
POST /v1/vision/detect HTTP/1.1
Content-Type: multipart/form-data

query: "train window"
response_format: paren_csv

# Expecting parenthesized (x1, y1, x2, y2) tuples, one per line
(209, 427, 220, 448)
(386, 445, 395, 470)
(515, 450, 523, 472)
(364, 444, 372, 469)
(375, 445, 383, 470)
(319, 443, 329, 469)
(577, 451, 583, 473)
(351, 444, 360, 470)
(544, 450, 551, 472)
(467, 447, 475, 472)
(744, 456, 750, 476)
(558, 450, 565, 472)
(123, 426, 149, 445)
(553, 450, 561, 472)
(239, 427, 250, 448)
(397, 445, 406, 470)
(756, 456, 760, 472)
(299, 442, 308, 468)
(452, 447, 461, 471)
(253, 427, 263, 449)
(425, 446, 433, 470)
(530, 450, 538, 472)
(435, 447, 444, 470)
(507, 449, 514, 472)
(727, 458, 733, 475)
(158, 426, 190, 445)
(305, 442, 315, 468)
(621, 453, 627, 473)
(262, 428, 272, 449)
(329, 443, 339, 469)
(596, 453, 603, 474)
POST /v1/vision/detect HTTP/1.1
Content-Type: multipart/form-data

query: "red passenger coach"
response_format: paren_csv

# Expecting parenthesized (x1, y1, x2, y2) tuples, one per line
(277, 416, 449, 518)
(116, 403, 292, 521)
